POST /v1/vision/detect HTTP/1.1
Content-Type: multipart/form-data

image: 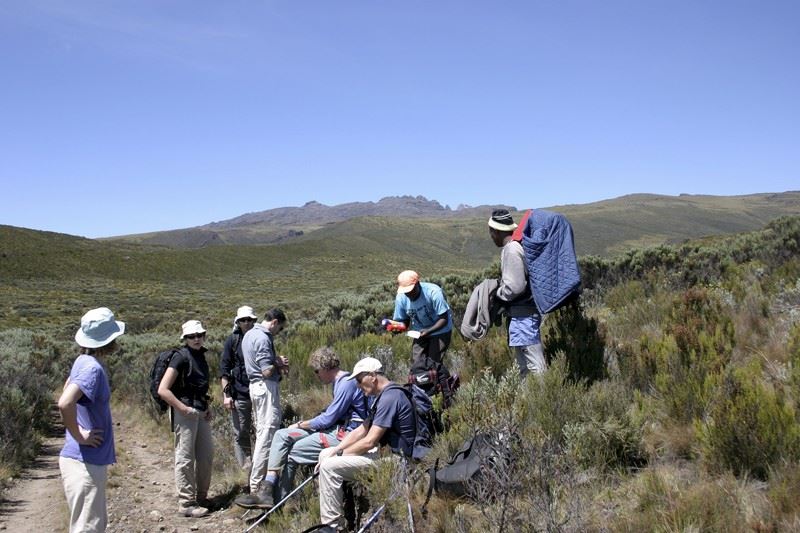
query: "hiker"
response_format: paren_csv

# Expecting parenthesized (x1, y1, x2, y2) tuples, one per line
(241, 308, 290, 505)
(393, 269, 456, 402)
(157, 320, 214, 518)
(315, 357, 417, 531)
(236, 346, 368, 509)
(58, 307, 125, 533)
(220, 305, 257, 471)
(488, 209, 547, 376)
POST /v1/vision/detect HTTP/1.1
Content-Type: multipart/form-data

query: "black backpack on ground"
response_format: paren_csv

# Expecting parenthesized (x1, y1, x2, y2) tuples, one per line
(422, 433, 507, 513)
(148, 347, 186, 413)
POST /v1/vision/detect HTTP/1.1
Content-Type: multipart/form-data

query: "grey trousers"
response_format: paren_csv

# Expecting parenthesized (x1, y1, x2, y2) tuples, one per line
(230, 396, 253, 468)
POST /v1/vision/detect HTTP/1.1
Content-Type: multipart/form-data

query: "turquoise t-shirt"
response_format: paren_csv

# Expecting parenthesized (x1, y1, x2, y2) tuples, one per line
(393, 282, 452, 335)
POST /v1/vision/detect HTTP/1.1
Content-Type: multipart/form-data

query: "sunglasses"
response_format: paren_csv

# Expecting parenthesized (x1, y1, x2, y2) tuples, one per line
(238, 317, 255, 323)
(184, 333, 205, 340)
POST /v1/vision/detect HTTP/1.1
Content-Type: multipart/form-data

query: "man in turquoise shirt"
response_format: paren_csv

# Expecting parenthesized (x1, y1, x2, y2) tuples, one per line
(393, 270, 456, 403)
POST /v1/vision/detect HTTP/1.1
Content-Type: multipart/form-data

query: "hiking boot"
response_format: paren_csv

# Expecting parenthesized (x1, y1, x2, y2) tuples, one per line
(178, 505, 209, 518)
(234, 487, 274, 509)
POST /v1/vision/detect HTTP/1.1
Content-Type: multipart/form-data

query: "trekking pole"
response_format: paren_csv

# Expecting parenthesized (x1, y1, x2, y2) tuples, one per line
(243, 472, 319, 533)
(357, 464, 422, 533)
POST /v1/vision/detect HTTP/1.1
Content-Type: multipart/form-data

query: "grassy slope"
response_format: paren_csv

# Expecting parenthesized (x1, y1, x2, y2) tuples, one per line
(2, 191, 799, 331)
(103, 192, 800, 255)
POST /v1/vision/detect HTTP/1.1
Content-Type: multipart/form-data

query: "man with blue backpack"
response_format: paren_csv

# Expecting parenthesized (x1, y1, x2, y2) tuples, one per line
(488, 209, 547, 376)
(314, 356, 431, 532)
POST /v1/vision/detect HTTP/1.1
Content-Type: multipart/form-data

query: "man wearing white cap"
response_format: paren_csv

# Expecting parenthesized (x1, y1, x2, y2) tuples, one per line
(220, 305, 258, 471)
(488, 209, 547, 376)
(315, 357, 416, 532)
(59, 307, 125, 533)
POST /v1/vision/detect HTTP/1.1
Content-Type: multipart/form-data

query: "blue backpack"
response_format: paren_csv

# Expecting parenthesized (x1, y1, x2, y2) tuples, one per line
(379, 383, 434, 461)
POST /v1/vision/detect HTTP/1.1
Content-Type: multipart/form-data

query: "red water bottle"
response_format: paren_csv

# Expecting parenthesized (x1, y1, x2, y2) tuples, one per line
(381, 318, 407, 332)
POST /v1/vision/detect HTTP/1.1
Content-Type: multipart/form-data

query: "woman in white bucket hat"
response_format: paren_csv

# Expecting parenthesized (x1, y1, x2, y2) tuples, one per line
(58, 306, 125, 533)
(157, 319, 214, 518)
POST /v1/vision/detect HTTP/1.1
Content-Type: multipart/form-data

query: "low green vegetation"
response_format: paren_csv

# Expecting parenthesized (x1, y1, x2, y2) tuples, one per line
(1, 215, 800, 530)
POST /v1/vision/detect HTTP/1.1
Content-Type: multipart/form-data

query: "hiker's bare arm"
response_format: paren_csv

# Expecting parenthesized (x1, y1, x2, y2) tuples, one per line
(58, 383, 103, 447)
(420, 315, 448, 337)
(158, 367, 196, 417)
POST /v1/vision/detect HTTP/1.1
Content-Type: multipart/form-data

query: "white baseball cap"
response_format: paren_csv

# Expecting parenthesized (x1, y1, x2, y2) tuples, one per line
(346, 357, 384, 380)
(74, 307, 125, 349)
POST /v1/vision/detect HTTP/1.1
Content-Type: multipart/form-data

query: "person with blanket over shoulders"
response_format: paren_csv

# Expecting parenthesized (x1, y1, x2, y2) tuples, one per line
(488, 209, 547, 376)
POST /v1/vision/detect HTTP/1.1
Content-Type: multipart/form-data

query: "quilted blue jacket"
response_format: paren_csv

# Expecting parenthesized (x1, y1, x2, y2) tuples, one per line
(521, 210, 581, 314)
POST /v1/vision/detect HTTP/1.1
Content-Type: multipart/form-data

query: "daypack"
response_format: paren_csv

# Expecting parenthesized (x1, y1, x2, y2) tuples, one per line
(148, 348, 184, 413)
(422, 433, 508, 512)
(408, 356, 460, 408)
(378, 383, 434, 461)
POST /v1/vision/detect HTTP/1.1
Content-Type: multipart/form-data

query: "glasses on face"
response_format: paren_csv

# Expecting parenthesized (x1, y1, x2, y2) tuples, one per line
(238, 317, 255, 323)
(184, 333, 205, 340)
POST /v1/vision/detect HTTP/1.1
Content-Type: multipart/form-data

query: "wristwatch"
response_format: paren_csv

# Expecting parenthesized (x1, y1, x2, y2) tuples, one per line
(336, 449, 344, 456)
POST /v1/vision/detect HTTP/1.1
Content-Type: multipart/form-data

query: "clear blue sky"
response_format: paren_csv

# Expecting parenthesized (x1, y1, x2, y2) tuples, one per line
(2, 1, 798, 238)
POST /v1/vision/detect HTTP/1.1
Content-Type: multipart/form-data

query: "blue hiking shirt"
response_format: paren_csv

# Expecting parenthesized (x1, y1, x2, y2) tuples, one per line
(308, 372, 368, 432)
(60, 354, 116, 466)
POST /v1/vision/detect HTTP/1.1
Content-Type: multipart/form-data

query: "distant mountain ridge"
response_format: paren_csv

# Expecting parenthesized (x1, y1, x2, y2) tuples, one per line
(205, 195, 514, 228)
(103, 191, 800, 251)
(111, 195, 516, 247)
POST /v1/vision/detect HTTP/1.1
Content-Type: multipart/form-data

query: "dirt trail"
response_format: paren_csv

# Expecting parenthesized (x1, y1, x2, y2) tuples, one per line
(0, 407, 248, 533)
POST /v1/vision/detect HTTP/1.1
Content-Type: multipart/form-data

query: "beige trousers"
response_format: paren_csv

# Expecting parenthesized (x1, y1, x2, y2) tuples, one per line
(172, 408, 213, 507)
(59, 456, 108, 533)
(318, 451, 378, 529)
(249, 380, 281, 491)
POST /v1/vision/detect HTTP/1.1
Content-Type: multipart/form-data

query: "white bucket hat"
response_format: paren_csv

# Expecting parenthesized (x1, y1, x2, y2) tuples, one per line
(346, 357, 383, 380)
(233, 305, 258, 326)
(75, 307, 125, 349)
(181, 320, 207, 338)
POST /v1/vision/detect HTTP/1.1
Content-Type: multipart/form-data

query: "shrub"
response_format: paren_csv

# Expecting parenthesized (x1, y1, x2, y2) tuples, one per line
(543, 298, 606, 384)
(697, 361, 800, 480)
(0, 329, 66, 474)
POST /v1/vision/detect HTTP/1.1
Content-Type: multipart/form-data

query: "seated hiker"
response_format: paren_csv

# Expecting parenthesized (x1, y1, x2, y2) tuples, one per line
(315, 357, 418, 531)
(235, 346, 367, 509)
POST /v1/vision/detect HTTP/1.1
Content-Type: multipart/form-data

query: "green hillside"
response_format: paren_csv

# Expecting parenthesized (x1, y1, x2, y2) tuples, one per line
(104, 192, 800, 255)
(3, 191, 799, 332)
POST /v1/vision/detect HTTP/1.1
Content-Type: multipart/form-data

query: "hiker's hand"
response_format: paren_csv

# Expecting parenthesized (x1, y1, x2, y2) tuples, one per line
(419, 329, 429, 338)
(183, 406, 199, 418)
(78, 427, 104, 447)
(223, 396, 234, 410)
(318, 447, 337, 462)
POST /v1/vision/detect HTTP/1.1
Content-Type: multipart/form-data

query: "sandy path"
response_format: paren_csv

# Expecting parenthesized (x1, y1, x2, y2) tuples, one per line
(0, 407, 247, 533)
